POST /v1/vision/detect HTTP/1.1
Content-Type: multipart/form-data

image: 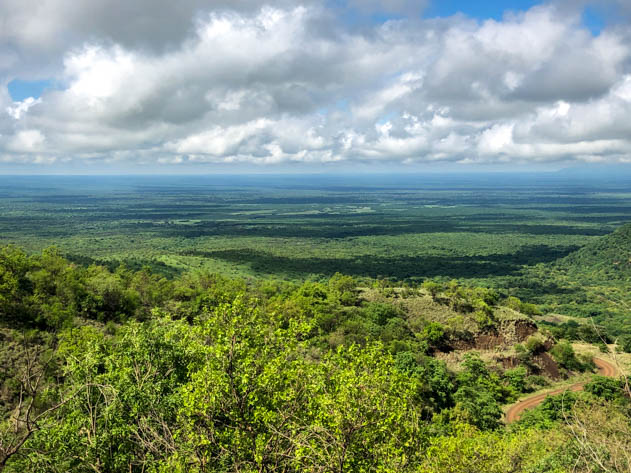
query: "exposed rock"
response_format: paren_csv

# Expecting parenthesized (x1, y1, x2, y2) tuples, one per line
(474, 333, 506, 350)
(497, 356, 520, 369)
(505, 319, 538, 344)
(447, 318, 538, 351)
(494, 352, 561, 378)
(533, 352, 561, 379)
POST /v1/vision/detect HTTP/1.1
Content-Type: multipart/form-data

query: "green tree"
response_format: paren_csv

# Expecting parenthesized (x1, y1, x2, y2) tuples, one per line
(617, 334, 631, 353)
(167, 298, 315, 472)
(451, 354, 507, 430)
(550, 341, 583, 371)
(8, 317, 195, 472)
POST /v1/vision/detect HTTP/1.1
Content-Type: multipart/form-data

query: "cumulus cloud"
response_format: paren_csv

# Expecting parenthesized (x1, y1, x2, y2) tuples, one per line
(6, 96, 41, 119)
(348, 0, 429, 16)
(1, 0, 631, 169)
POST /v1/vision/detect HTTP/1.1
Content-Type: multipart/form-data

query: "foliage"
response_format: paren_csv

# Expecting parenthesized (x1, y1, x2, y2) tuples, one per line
(525, 335, 546, 355)
(448, 353, 510, 430)
(617, 334, 631, 353)
(550, 341, 585, 372)
(504, 366, 529, 393)
(0, 235, 629, 471)
(584, 376, 629, 403)
(563, 400, 631, 473)
(10, 317, 195, 472)
(517, 391, 580, 430)
(543, 320, 612, 345)
(421, 424, 569, 473)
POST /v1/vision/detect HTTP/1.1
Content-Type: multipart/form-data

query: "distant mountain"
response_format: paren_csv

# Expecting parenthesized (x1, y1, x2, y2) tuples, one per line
(556, 223, 631, 279)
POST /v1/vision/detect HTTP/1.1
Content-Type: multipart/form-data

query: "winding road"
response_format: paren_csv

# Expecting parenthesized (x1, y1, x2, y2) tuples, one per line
(505, 358, 618, 423)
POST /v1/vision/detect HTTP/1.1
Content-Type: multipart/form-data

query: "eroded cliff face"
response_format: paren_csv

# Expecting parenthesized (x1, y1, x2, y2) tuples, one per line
(447, 318, 538, 351)
(502, 319, 539, 344)
(496, 352, 561, 379)
(444, 317, 564, 378)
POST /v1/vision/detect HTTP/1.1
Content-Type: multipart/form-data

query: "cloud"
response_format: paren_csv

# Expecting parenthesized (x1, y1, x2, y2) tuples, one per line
(1, 1, 631, 169)
(347, 0, 429, 16)
(6, 96, 41, 119)
(6, 129, 46, 152)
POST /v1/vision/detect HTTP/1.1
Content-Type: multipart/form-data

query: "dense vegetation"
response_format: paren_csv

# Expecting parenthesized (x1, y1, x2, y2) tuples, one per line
(2, 174, 631, 471)
(0, 174, 627, 284)
(1, 174, 630, 338)
(1, 246, 630, 472)
(516, 223, 631, 336)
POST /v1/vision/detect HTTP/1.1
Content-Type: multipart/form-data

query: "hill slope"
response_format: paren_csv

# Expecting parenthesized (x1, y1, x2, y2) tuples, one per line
(556, 223, 631, 280)
(517, 223, 631, 335)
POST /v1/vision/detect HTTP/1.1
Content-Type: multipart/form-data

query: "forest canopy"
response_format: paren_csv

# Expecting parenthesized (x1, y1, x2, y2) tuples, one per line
(1, 245, 629, 472)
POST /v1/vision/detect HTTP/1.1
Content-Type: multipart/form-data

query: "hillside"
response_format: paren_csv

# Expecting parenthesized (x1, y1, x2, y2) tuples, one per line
(556, 222, 631, 280)
(3, 246, 623, 472)
(512, 223, 631, 336)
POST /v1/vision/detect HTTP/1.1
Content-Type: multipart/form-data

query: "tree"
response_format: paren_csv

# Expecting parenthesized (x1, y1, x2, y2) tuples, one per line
(0, 335, 84, 472)
(421, 424, 567, 473)
(617, 334, 631, 353)
(584, 376, 627, 402)
(291, 345, 423, 472)
(419, 322, 447, 350)
(328, 273, 358, 306)
(5, 317, 195, 473)
(550, 341, 583, 371)
(0, 246, 30, 325)
(167, 298, 316, 472)
(564, 400, 631, 473)
(422, 281, 442, 300)
(168, 301, 425, 472)
(451, 354, 507, 430)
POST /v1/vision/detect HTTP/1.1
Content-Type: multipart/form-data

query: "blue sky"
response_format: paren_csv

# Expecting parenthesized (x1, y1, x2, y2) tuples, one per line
(8, 79, 54, 102)
(424, 0, 543, 20)
(425, 0, 607, 35)
(334, 0, 607, 37)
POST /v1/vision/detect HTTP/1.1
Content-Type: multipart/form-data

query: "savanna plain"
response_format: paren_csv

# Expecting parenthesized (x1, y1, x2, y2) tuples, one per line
(1, 172, 631, 472)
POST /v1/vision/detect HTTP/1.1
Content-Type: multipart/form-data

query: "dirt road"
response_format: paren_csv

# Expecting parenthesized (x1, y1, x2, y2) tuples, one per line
(505, 358, 617, 423)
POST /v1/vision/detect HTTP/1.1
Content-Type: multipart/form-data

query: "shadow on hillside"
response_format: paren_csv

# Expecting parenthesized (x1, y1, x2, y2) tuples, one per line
(184, 244, 580, 280)
(159, 219, 607, 239)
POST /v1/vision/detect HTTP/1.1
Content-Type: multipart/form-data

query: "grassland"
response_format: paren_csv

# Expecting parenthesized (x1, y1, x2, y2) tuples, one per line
(2, 172, 631, 472)
(1, 172, 630, 331)
(1, 173, 629, 279)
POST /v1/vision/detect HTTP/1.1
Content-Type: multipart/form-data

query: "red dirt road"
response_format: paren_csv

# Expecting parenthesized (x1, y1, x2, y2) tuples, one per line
(505, 358, 617, 423)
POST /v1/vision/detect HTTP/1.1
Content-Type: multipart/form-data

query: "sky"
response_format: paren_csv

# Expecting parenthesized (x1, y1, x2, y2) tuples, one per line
(1, 0, 631, 173)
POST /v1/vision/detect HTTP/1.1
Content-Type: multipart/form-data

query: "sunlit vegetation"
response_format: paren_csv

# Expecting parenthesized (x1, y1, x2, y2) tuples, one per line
(1, 174, 631, 471)
(1, 246, 629, 472)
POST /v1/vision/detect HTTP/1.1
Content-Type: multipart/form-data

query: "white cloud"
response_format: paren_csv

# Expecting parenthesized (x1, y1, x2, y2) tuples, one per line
(6, 96, 41, 119)
(1, 1, 631, 168)
(7, 129, 46, 152)
(348, 0, 429, 16)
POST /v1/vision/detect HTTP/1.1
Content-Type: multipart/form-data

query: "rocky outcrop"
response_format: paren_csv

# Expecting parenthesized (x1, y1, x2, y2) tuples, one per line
(501, 319, 537, 345)
(533, 352, 561, 379)
(446, 318, 538, 351)
(495, 353, 561, 378)
(497, 356, 520, 369)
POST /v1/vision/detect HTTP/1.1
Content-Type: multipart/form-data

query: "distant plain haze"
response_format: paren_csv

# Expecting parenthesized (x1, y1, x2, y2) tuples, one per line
(1, 0, 631, 173)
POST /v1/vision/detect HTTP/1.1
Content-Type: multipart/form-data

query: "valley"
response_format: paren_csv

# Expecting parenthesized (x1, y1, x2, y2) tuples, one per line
(1, 173, 630, 472)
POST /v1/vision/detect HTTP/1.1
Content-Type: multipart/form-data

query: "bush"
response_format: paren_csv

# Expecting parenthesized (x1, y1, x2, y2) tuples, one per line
(585, 376, 626, 402)
(504, 366, 528, 393)
(550, 341, 583, 371)
(422, 281, 443, 299)
(618, 334, 631, 353)
(524, 335, 545, 354)
(419, 322, 447, 349)
(362, 302, 403, 326)
(525, 375, 548, 391)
